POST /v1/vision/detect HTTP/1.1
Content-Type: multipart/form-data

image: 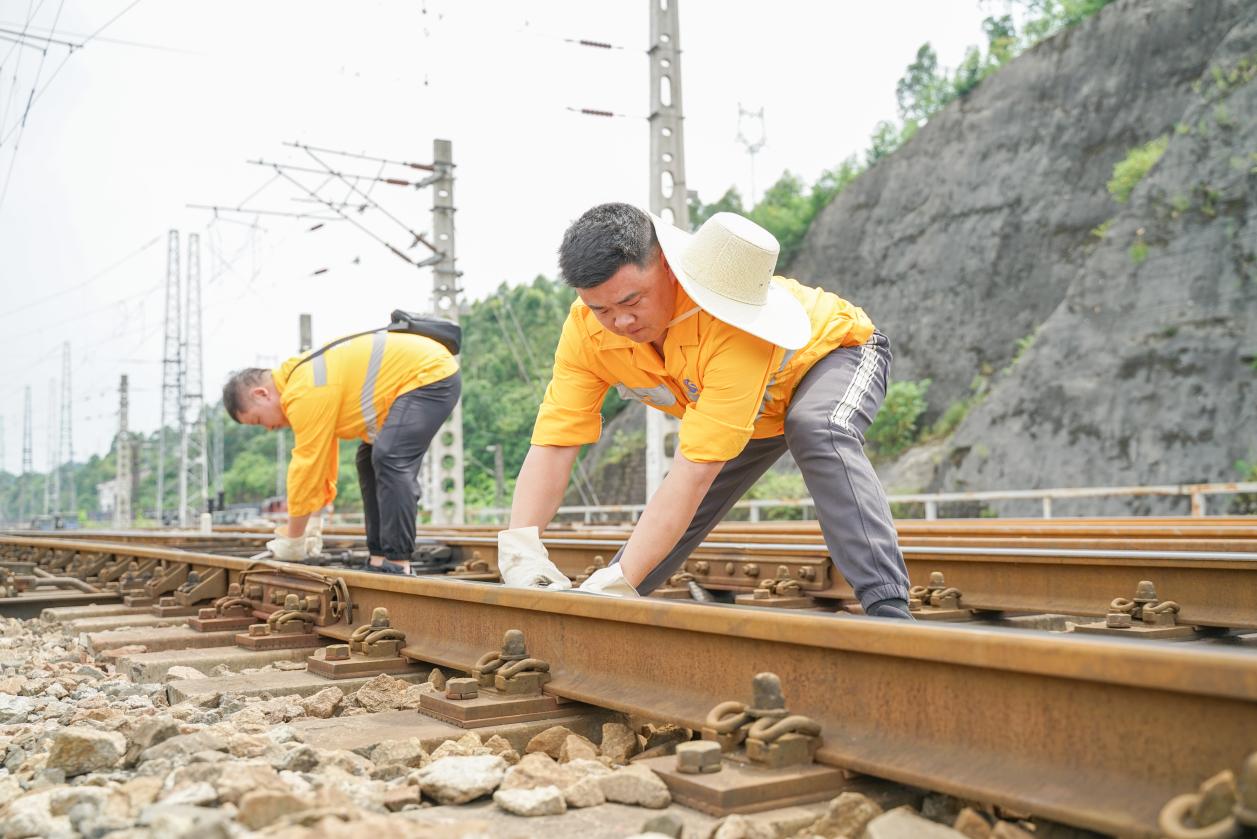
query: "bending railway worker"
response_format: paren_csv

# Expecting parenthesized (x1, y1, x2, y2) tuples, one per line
(498, 203, 913, 618)
(222, 330, 460, 574)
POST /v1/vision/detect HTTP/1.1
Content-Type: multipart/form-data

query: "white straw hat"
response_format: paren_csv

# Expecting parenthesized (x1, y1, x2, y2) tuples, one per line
(650, 211, 811, 350)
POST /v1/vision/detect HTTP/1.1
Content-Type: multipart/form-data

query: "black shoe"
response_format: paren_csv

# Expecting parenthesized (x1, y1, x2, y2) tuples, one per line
(866, 598, 915, 620)
(367, 558, 409, 575)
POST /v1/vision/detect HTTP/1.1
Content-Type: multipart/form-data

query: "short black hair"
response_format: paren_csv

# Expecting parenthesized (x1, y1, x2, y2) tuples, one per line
(558, 203, 660, 289)
(222, 368, 270, 422)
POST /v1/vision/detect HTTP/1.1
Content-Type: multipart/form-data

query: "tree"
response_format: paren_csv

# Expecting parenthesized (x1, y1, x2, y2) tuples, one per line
(896, 44, 954, 123)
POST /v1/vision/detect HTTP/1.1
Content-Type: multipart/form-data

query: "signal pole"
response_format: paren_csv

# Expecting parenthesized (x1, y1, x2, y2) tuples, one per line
(179, 234, 209, 525)
(45, 380, 58, 515)
(427, 138, 465, 524)
(646, 0, 689, 501)
(157, 230, 182, 525)
(20, 387, 31, 523)
(59, 343, 75, 519)
(114, 375, 132, 528)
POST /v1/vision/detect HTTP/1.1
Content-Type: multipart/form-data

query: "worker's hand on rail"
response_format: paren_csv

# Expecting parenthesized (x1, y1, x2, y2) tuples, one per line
(497, 526, 572, 590)
(576, 564, 640, 598)
(267, 528, 313, 562)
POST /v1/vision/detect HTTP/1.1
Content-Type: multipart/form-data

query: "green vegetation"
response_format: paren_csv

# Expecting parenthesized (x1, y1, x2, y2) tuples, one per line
(925, 373, 990, 440)
(1128, 240, 1149, 265)
(1231, 459, 1257, 515)
(744, 470, 810, 521)
(1106, 136, 1169, 204)
(866, 379, 931, 461)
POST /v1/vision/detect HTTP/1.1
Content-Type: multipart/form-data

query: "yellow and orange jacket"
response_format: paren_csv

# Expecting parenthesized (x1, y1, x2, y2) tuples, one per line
(273, 331, 458, 517)
(532, 277, 874, 463)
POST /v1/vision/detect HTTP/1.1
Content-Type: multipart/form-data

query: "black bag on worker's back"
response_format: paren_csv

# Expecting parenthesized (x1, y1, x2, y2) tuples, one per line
(387, 309, 461, 355)
(293, 312, 462, 374)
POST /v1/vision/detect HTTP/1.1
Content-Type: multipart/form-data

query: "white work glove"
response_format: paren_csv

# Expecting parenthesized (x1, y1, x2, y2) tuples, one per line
(577, 564, 640, 598)
(497, 526, 572, 590)
(266, 531, 311, 562)
(305, 515, 325, 557)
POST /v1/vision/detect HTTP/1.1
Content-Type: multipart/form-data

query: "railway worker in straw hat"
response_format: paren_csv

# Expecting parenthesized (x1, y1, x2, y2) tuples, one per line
(497, 202, 913, 618)
(222, 331, 460, 574)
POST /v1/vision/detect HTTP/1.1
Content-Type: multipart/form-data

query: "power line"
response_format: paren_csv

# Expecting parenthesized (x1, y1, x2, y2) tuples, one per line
(0, 233, 161, 321)
(281, 140, 435, 172)
(0, 26, 81, 49)
(0, 0, 65, 220)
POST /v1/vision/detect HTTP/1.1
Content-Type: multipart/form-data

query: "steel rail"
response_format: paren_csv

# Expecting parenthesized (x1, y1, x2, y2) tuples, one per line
(7, 531, 1257, 628)
(442, 535, 1257, 629)
(1, 536, 1251, 837)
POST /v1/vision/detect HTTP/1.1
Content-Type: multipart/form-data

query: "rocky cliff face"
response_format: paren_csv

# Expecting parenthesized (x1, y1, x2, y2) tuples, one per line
(790, 0, 1256, 511)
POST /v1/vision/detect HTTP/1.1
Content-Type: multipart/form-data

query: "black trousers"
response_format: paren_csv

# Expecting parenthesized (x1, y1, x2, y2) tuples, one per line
(355, 372, 461, 561)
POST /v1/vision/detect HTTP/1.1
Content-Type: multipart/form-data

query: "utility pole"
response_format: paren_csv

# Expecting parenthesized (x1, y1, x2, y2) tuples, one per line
(486, 444, 505, 511)
(299, 314, 312, 353)
(19, 387, 31, 523)
(735, 103, 767, 207)
(157, 230, 182, 526)
(59, 342, 74, 520)
(646, 0, 688, 501)
(211, 411, 224, 513)
(179, 233, 208, 526)
(427, 138, 465, 524)
(114, 375, 132, 528)
(45, 380, 58, 516)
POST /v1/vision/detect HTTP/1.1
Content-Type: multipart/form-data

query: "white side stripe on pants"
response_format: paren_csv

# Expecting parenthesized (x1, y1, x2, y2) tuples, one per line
(828, 341, 881, 433)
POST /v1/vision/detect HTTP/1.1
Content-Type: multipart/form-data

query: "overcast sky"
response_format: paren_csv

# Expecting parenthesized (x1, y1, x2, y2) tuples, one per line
(0, 0, 994, 469)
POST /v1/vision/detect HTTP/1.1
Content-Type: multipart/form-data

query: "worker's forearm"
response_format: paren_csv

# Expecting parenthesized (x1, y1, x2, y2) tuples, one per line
(286, 514, 310, 539)
(509, 445, 579, 531)
(618, 455, 723, 587)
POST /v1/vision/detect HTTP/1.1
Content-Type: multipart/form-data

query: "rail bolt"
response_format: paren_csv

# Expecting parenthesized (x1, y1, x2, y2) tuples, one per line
(324, 644, 351, 661)
(694, 561, 709, 575)
(197, 607, 216, 620)
(446, 677, 479, 700)
(676, 740, 722, 775)
(158, 597, 176, 608)
(1106, 612, 1134, 629)
(744, 564, 760, 577)
(725, 562, 735, 576)
(370, 607, 390, 628)
(749, 673, 787, 716)
(247, 624, 268, 637)
(500, 629, 528, 661)
(1133, 580, 1158, 604)
(929, 571, 946, 589)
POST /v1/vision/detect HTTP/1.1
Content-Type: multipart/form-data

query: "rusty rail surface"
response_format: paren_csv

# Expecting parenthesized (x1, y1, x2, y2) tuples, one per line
(1, 534, 1254, 837)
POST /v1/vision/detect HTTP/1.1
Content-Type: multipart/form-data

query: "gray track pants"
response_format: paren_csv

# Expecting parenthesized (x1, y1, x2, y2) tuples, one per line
(621, 332, 911, 609)
(356, 372, 461, 561)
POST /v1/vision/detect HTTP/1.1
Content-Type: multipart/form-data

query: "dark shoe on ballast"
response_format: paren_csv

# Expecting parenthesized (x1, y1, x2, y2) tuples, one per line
(866, 598, 915, 620)
(367, 558, 410, 575)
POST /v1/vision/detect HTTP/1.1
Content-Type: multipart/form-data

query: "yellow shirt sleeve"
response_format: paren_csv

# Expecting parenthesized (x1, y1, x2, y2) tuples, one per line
(284, 387, 342, 517)
(531, 313, 610, 447)
(678, 331, 778, 463)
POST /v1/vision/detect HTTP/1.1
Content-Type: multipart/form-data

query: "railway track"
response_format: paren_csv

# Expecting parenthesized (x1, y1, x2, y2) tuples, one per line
(1, 522, 1255, 837)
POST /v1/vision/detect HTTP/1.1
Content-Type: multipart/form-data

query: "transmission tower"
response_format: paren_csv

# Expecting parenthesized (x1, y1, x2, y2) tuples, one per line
(646, 0, 688, 501)
(179, 233, 208, 526)
(114, 375, 132, 528)
(426, 137, 465, 525)
(59, 342, 75, 519)
(735, 103, 767, 206)
(157, 230, 182, 525)
(44, 380, 58, 515)
(20, 387, 31, 523)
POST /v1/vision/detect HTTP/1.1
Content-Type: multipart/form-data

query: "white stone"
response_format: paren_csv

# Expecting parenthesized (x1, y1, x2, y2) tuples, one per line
(0, 694, 35, 724)
(563, 775, 606, 808)
(493, 784, 567, 816)
(865, 808, 969, 839)
(46, 726, 126, 777)
(597, 764, 671, 808)
(416, 754, 508, 805)
(159, 781, 218, 807)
